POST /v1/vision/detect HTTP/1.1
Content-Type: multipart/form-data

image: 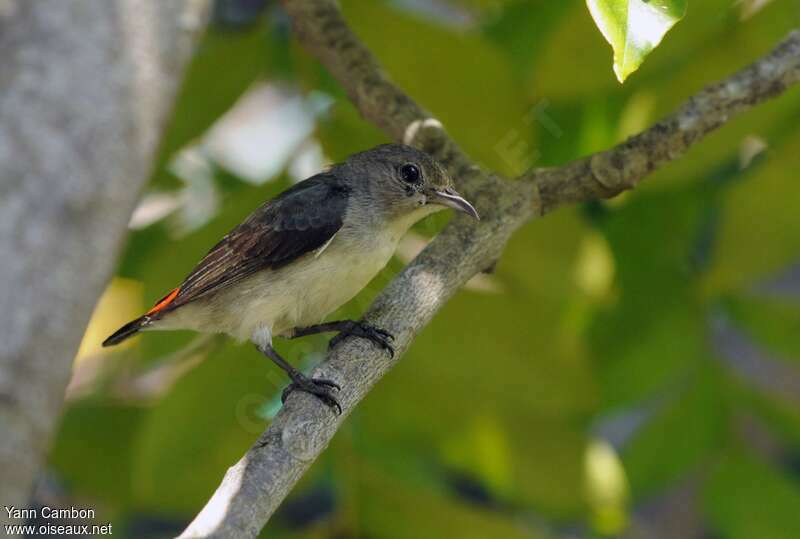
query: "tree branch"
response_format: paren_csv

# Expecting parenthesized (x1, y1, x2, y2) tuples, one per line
(527, 29, 800, 215)
(180, 3, 800, 536)
(0, 0, 209, 524)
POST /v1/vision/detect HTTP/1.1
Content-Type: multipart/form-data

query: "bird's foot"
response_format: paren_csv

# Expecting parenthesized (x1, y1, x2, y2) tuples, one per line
(329, 321, 395, 357)
(281, 375, 342, 415)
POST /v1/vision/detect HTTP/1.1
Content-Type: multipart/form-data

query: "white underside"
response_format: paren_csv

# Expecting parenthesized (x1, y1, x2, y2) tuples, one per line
(153, 204, 440, 344)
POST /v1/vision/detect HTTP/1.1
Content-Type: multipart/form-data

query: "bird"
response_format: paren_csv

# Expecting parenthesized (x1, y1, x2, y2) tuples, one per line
(103, 144, 479, 413)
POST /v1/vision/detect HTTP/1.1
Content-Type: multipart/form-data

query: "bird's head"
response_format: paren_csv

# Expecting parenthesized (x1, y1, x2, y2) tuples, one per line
(339, 144, 479, 226)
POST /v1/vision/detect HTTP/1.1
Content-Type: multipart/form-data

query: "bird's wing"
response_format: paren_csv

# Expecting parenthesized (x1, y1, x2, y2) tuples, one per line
(149, 173, 351, 316)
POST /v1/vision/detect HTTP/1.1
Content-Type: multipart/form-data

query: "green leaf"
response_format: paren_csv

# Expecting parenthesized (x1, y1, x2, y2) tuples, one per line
(622, 365, 725, 496)
(588, 175, 720, 408)
(149, 20, 272, 189)
(50, 401, 146, 510)
(586, 0, 687, 82)
(704, 453, 800, 539)
(737, 383, 800, 452)
(131, 342, 277, 513)
(482, 0, 574, 76)
(703, 128, 800, 294)
(722, 294, 800, 362)
(350, 457, 548, 539)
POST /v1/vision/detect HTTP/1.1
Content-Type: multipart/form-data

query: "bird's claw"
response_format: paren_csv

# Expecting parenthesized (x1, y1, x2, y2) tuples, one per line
(282, 376, 342, 415)
(329, 322, 395, 357)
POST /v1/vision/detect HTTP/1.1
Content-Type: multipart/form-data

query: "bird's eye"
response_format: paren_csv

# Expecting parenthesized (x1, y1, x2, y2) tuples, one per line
(399, 163, 421, 183)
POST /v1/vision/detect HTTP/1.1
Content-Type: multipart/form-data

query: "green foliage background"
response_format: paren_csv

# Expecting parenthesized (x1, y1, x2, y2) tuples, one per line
(52, 1, 800, 537)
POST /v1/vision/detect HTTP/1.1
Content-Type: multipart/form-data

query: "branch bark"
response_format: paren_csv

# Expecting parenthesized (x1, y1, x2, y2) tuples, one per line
(180, 2, 800, 536)
(527, 30, 800, 214)
(0, 0, 209, 523)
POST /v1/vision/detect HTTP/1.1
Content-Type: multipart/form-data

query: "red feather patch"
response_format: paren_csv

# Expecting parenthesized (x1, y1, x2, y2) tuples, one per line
(146, 287, 180, 315)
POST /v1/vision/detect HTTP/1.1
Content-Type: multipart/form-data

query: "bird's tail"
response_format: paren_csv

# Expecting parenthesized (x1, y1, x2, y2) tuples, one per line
(102, 316, 151, 347)
(102, 287, 181, 347)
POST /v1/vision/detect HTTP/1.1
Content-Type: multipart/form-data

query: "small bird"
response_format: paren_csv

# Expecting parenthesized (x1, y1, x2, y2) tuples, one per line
(103, 144, 478, 412)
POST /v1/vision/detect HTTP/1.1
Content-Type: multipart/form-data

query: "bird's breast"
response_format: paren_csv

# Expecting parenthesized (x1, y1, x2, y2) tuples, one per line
(271, 229, 398, 334)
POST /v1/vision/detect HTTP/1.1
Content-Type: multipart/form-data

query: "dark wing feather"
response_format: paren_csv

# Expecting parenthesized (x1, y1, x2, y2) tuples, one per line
(160, 173, 350, 313)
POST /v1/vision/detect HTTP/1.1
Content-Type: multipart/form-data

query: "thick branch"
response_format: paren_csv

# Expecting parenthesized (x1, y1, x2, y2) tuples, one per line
(0, 0, 209, 523)
(527, 30, 800, 215)
(180, 5, 800, 537)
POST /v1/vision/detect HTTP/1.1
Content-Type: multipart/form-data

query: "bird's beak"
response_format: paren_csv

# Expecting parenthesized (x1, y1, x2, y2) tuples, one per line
(429, 188, 480, 220)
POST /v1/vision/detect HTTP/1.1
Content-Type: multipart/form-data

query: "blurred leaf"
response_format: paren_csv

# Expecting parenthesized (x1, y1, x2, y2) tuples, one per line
(450, 0, 518, 12)
(589, 174, 721, 408)
(353, 459, 548, 539)
(704, 452, 800, 539)
(723, 293, 800, 361)
(530, 95, 625, 167)
(736, 383, 800, 452)
(76, 278, 144, 362)
(704, 129, 800, 295)
(586, 0, 688, 82)
(150, 17, 274, 189)
(482, 0, 574, 76)
(441, 415, 514, 497)
(622, 365, 725, 496)
(597, 306, 706, 408)
(131, 343, 272, 514)
(317, 99, 389, 162)
(50, 401, 146, 509)
(584, 439, 629, 535)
